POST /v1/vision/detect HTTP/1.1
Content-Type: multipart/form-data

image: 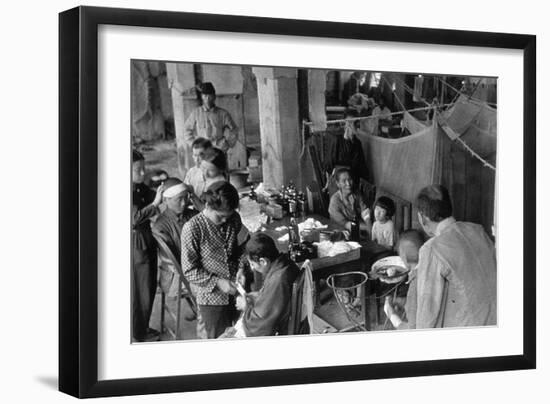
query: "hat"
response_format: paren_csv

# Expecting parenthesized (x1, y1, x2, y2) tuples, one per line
(197, 82, 216, 95)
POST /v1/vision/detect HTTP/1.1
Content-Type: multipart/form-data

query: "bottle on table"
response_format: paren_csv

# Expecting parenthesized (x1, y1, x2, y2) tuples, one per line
(350, 214, 360, 242)
(288, 217, 301, 261)
(297, 192, 307, 219)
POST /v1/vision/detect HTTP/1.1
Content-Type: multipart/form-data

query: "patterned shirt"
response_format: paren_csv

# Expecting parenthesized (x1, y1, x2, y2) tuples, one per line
(180, 212, 242, 305)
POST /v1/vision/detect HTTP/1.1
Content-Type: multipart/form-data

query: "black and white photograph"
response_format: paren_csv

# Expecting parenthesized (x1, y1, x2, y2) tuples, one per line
(131, 60, 497, 343)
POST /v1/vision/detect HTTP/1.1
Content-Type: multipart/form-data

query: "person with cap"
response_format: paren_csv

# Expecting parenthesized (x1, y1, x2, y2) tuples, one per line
(151, 178, 197, 302)
(132, 150, 164, 342)
(180, 181, 243, 339)
(183, 82, 238, 152)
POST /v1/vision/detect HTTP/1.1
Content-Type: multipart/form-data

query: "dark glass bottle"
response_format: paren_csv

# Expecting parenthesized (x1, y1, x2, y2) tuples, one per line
(350, 214, 360, 242)
(288, 217, 301, 261)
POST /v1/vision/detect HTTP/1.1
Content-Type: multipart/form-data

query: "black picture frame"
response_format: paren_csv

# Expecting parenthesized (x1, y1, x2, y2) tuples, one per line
(59, 5, 536, 399)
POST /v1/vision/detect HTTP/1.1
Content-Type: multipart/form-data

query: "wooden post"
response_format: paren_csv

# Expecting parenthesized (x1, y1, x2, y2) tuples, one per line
(252, 67, 302, 190)
(166, 63, 198, 178)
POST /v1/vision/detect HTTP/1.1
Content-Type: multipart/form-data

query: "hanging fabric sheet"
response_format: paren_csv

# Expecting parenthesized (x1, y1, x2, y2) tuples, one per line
(440, 95, 497, 158)
(363, 119, 443, 204)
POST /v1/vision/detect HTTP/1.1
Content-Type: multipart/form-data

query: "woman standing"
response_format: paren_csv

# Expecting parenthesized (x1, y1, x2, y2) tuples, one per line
(132, 150, 164, 342)
(181, 181, 242, 338)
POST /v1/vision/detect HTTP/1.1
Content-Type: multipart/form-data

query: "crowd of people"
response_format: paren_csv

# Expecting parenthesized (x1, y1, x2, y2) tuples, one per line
(131, 81, 497, 342)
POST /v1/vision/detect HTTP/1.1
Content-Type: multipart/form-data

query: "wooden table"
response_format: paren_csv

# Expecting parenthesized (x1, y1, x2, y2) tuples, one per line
(260, 213, 393, 331)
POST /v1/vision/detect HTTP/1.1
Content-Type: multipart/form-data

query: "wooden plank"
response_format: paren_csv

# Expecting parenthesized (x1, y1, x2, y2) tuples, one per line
(312, 313, 338, 334)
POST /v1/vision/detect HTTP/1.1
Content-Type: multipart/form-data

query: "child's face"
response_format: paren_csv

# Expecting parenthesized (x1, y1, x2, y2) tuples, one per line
(374, 205, 388, 223)
(200, 160, 222, 179)
(192, 147, 205, 167)
(132, 160, 145, 184)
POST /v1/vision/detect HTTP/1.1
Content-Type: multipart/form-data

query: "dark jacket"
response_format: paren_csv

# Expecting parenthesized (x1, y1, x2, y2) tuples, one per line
(242, 254, 300, 337)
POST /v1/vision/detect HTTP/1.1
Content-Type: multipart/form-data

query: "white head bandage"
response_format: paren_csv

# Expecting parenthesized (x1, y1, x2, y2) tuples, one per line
(163, 183, 187, 198)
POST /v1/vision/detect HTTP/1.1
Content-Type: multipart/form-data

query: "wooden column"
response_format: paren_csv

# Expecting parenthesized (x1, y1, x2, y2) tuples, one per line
(252, 67, 302, 189)
(166, 63, 198, 178)
(308, 69, 327, 132)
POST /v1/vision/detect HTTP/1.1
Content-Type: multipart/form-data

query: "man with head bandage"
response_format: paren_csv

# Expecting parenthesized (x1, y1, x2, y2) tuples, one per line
(152, 178, 197, 302)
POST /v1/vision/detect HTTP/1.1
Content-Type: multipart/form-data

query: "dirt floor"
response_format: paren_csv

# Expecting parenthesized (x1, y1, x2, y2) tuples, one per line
(137, 138, 181, 179)
(147, 283, 395, 343)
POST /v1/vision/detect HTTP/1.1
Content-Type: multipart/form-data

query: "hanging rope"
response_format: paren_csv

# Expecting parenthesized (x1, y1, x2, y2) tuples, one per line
(437, 77, 497, 108)
(299, 120, 307, 159)
(437, 111, 497, 172)
(454, 137, 496, 171)
(391, 75, 432, 107)
(304, 103, 453, 130)
(381, 76, 407, 112)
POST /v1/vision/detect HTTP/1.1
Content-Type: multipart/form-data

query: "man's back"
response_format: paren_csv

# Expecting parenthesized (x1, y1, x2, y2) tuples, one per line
(416, 218, 497, 328)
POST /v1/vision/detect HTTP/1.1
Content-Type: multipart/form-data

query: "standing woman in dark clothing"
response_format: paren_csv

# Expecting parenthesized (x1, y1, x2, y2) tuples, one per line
(324, 108, 369, 192)
(181, 181, 243, 339)
(132, 150, 164, 342)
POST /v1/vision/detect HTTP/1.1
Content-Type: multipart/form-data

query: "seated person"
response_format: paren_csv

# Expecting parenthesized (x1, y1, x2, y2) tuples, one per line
(234, 233, 300, 337)
(328, 167, 371, 237)
(151, 178, 197, 299)
(372, 97, 392, 137)
(190, 146, 228, 211)
(201, 146, 228, 190)
(383, 229, 426, 329)
(371, 196, 396, 249)
(184, 137, 212, 198)
(226, 130, 247, 171)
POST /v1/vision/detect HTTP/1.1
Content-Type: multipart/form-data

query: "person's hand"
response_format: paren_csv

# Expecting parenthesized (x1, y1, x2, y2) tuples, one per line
(344, 124, 355, 140)
(384, 296, 403, 328)
(152, 184, 165, 207)
(235, 295, 247, 311)
(383, 296, 395, 318)
(236, 268, 246, 287)
(361, 208, 371, 222)
(216, 278, 237, 295)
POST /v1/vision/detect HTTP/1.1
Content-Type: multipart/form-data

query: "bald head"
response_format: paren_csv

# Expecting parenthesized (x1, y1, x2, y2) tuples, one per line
(397, 229, 426, 269)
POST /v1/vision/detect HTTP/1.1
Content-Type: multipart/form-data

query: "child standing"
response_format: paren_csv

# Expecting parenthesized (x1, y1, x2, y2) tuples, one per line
(371, 196, 396, 249)
(184, 137, 212, 198)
